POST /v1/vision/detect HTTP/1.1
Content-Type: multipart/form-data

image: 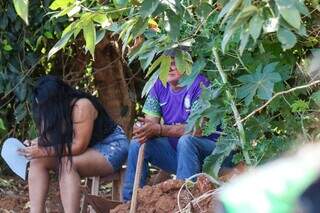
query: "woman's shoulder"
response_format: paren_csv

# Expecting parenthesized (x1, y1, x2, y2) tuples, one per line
(74, 98, 95, 109)
(73, 98, 98, 120)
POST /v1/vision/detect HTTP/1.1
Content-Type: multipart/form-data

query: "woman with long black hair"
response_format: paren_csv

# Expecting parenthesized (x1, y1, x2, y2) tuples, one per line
(18, 75, 129, 213)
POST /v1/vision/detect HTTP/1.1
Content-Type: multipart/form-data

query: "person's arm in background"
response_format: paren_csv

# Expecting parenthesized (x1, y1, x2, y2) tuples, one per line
(133, 115, 186, 144)
(18, 98, 97, 159)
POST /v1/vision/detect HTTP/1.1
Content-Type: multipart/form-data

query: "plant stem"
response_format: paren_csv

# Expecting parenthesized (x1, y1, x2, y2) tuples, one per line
(212, 47, 251, 165)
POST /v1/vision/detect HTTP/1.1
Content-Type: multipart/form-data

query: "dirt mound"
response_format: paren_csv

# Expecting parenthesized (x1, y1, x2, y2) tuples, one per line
(111, 176, 216, 213)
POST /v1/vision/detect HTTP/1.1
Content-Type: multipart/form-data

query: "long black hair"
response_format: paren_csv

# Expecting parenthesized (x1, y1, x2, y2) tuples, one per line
(32, 75, 91, 163)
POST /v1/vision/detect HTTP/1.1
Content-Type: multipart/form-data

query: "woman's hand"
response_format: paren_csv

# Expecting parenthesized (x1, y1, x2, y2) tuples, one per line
(23, 138, 38, 147)
(132, 117, 160, 144)
(17, 144, 47, 160)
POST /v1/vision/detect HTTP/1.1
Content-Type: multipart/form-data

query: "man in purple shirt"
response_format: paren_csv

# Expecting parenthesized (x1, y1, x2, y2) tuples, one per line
(122, 50, 220, 201)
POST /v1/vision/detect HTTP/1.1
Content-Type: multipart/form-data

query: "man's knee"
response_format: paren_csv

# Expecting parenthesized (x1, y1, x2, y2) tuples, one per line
(128, 139, 141, 153)
(177, 134, 196, 151)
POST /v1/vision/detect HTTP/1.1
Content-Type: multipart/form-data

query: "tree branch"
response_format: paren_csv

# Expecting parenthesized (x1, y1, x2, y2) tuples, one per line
(235, 80, 320, 125)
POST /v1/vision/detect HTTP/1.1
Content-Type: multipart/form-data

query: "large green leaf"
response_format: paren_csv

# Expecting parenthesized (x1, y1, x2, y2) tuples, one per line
(142, 69, 160, 97)
(249, 14, 264, 42)
(237, 63, 282, 105)
(165, 10, 181, 41)
(175, 50, 192, 75)
(49, 0, 75, 10)
(186, 85, 221, 133)
(146, 55, 163, 77)
(218, 0, 242, 26)
(277, 28, 297, 50)
(48, 31, 73, 58)
(203, 134, 239, 179)
(131, 17, 149, 39)
(295, 0, 310, 16)
(179, 58, 206, 87)
(13, 0, 29, 25)
(276, 0, 301, 29)
(239, 27, 250, 55)
(140, 49, 157, 71)
(140, 0, 160, 17)
(221, 27, 236, 53)
(159, 55, 172, 86)
(83, 20, 96, 59)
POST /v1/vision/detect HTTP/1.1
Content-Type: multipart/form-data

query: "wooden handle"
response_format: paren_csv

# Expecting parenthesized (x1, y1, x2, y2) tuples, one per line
(129, 143, 146, 213)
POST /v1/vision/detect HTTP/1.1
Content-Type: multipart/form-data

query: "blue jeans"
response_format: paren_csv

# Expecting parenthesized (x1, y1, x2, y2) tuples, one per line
(92, 126, 129, 171)
(122, 135, 216, 201)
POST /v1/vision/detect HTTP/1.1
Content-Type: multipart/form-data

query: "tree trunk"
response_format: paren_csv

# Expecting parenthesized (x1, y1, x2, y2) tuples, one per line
(93, 35, 135, 136)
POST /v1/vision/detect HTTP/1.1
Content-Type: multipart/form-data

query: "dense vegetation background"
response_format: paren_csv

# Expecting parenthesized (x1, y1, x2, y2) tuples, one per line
(1, 0, 320, 181)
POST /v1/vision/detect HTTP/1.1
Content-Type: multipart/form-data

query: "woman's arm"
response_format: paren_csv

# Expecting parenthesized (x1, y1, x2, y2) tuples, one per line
(18, 98, 97, 159)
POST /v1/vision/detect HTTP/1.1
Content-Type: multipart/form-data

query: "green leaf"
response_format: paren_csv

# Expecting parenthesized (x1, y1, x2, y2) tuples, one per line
(0, 118, 6, 131)
(93, 14, 111, 28)
(140, 49, 157, 71)
(159, 56, 172, 86)
(221, 28, 236, 53)
(96, 30, 106, 45)
(295, 0, 310, 17)
(195, 2, 212, 21)
(203, 134, 239, 179)
(3, 44, 13, 52)
(239, 28, 250, 55)
(230, 5, 258, 29)
(291, 99, 309, 112)
(50, 0, 75, 10)
(62, 22, 75, 37)
(131, 17, 149, 39)
(14, 103, 27, 123)
(237, 63, 282, 105)
(276, 0, 301, 29)
(311, 91, 320, 105)
(48, 31, 73, 58)
(0, 14, 9, 29)
(175, 50, 185, 74)
(146, 55, 163, 77)
(179, 59, 206, 87)
(140, 0, 160, 17)
(67, 5, 81, 17)
(277, 28, 297, 50)
(13, 0, 29, 25)
(249, 14, 264, 42)
(113, 0, 128, 8)
(15, 82, 27, 101)
(142, 69, 160, 97)
(165, 10, 180, 41)
(83, 20, 96, 59)
(263, 17, 279, 33)
(218, 0, 242, 26)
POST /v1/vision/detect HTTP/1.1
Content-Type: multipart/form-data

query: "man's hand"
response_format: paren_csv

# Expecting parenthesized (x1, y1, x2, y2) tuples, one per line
(132, 117, 160, 144)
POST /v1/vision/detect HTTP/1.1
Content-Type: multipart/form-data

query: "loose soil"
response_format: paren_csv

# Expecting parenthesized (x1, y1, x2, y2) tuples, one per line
(0, 176, 63, 213)
(111, 176, 216, 213)
(0, 164, 245, 212)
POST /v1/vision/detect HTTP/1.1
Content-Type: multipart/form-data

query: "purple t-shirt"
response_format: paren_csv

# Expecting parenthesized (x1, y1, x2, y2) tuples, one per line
(142, 74, 220, 149)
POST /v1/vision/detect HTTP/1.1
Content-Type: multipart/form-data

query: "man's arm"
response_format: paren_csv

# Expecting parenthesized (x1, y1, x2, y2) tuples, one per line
(132, 114, 187, 144)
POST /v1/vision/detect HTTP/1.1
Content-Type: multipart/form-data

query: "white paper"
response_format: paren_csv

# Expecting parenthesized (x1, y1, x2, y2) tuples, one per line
(1, 138, 29, 180)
